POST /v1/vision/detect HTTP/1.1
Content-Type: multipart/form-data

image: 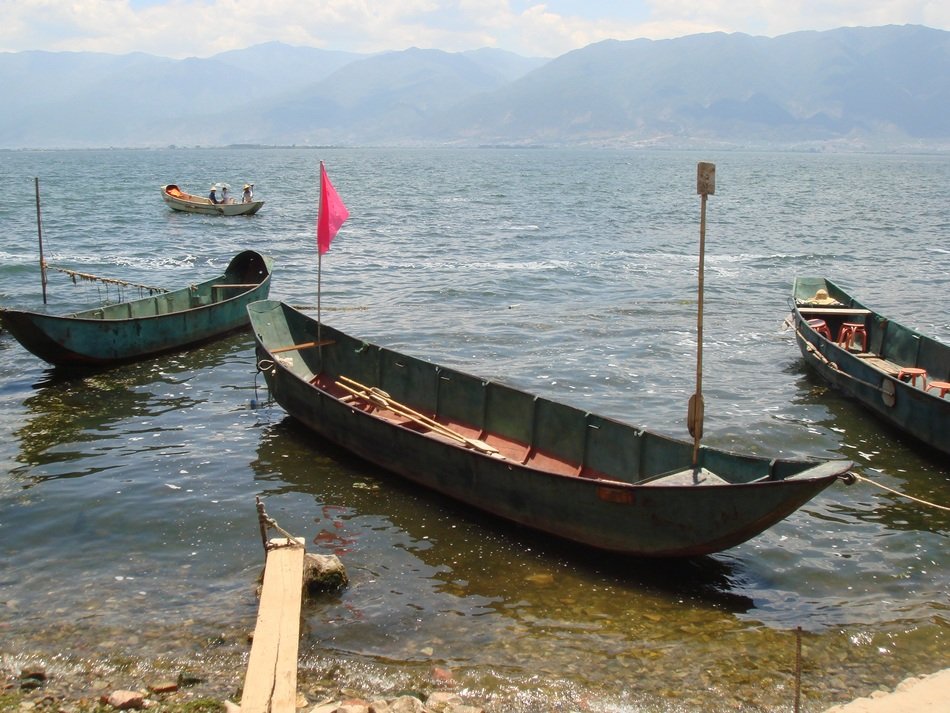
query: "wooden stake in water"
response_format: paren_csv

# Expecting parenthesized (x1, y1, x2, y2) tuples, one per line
(34, 177, 48, 305)
(689, 162, 715, 468)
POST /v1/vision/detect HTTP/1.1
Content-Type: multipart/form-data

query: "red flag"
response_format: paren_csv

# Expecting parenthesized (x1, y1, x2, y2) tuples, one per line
(317, 161, 349, 255)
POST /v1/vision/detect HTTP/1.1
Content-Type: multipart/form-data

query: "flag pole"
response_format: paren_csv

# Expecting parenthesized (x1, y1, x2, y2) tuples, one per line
(35, 177, 49, 305)
(317, 162, 325, 372)
(315, 158, 349, 376)
(689, 162, 715, 471)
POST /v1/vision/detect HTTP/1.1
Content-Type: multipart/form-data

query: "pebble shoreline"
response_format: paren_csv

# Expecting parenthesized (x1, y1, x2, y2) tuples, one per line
(6, 659, 950, 712)
(2, 660, 486, 713)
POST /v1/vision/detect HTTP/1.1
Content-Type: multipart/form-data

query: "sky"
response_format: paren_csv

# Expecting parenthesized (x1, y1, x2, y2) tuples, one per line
(1, 0, 947, 59)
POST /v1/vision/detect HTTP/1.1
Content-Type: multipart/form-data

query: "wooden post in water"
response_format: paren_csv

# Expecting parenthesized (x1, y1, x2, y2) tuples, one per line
(689, 162, 715, 468)
(34, 178, 48, 305)
(240, 536, 306, 713)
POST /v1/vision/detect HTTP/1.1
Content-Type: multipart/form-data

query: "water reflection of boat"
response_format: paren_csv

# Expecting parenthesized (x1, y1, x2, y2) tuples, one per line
(0, 250, 272, 367)
(790, 277, 950, 458)
(252, 416, 756, 614)
(789, 367, 950, 533)
(249, 300, 853, 558)
(12, 331, 253, 484)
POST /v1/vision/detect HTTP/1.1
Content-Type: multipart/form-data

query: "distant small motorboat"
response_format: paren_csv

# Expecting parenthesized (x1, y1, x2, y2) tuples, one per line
(790, 277, 950, 457)
(0, 250, 273, 367)
(161, 184, 264, 216)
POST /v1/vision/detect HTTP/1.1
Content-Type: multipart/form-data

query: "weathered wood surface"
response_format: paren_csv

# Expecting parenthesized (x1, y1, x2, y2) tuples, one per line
(241, 537, 305, 713)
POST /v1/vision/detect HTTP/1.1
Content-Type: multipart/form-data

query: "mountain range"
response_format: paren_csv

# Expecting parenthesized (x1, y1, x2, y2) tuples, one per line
(1, 24, 947, 150)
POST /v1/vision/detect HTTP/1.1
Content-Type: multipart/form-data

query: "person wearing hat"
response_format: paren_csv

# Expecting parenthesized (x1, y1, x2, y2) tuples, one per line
(208, 185, 221, 204)
(242, 183, 254, 203)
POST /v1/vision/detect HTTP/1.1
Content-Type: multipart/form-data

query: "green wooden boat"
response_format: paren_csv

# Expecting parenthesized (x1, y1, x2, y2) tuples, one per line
(1, 250, 273, 367)
(790, 277, 950, 457)
(248, 300, 852, 558)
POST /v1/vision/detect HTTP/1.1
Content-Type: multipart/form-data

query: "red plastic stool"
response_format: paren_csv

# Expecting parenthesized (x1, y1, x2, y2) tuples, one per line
(897, 367, 927, 389)
(807, 319, 832, 339)
(837, 322, 868, 352)
(926, 380, 950, 398)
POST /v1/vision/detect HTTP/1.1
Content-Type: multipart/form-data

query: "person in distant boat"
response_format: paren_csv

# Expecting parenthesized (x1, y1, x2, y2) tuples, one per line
(221, 185, 232, 204)
(242, 183, 254, 203)
(209, 186, 221, 204)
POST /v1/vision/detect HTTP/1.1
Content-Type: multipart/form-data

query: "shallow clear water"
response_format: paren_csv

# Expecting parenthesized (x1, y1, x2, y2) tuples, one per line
(0, 147, 948, 711)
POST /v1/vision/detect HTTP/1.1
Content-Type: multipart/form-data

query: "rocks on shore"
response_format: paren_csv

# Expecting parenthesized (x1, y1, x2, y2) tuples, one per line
(8, 662, 484, 713)
(301, 691, 482, 713)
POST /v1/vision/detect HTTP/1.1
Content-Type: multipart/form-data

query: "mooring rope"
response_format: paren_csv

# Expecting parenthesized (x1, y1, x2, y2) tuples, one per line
(850, 472, 950, 511)
(255, 496, 304, 550)
(47, 263, 168, 293)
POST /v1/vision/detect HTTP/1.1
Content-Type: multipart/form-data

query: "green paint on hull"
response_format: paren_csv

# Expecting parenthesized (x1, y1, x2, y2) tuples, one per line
(792, 277, 950, 458)
(248, 300, 849, 558)
(1, 250, 273, 367)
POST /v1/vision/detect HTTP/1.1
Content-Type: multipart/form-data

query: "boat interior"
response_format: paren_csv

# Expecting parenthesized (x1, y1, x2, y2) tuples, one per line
(262, 304, 831, 488)
(795, 278, 950, 394)
(70, 251, 269, 321)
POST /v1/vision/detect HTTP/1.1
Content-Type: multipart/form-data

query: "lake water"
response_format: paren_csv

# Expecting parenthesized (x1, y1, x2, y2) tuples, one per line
(0, 147, 947, 712)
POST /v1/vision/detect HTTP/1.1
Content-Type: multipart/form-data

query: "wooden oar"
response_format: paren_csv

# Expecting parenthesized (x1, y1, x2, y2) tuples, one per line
(336, 376, 500, 455)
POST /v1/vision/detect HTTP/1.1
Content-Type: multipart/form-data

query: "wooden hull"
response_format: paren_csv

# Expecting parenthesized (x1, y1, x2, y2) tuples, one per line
(1, 251, 273, 367)
(248, 300, 850, 558)
(791, 277, 950, 457)
(161, 184, 263, 216)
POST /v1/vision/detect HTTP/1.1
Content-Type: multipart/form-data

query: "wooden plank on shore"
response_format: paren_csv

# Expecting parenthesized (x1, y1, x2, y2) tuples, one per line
(241, 537, 305, 713)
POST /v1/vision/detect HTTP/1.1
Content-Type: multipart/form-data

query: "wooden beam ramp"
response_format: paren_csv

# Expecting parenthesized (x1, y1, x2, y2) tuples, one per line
(240, 536, 306, 713)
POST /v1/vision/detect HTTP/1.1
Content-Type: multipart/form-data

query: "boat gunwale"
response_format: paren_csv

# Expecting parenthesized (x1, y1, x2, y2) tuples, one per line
(252, 300, 850, 492)
(4, 251, 273, 325)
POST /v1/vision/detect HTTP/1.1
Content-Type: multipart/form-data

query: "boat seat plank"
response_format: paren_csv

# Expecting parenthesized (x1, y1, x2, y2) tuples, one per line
(857, 354, 903, 376)
(784, 460, 851, 480)
(213, 283, 261, 289)
(637, 467, 730, 486)
(272, 340, 336, 354)
(797, 307, 872, 315)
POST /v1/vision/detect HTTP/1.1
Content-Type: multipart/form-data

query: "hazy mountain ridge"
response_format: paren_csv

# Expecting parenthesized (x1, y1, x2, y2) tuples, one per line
(1, 25, 947, 150)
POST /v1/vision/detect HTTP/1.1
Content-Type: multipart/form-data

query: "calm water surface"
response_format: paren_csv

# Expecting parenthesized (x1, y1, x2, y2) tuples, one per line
(0, 148, 948, 712)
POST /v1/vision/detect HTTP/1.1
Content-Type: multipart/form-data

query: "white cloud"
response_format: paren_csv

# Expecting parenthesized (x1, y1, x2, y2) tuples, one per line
(0, 0, 946, 58)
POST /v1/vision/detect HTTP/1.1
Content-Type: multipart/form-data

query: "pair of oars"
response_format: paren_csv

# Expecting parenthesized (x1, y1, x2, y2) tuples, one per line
(335, 375, 500, 456)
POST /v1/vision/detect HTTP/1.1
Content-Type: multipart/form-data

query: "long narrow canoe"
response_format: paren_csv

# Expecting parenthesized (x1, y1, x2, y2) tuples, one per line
(1, 250, 273, 367)
(162, 184, 264, 216)
(248, 300, 852, 558)
(790, 277, 950, 457)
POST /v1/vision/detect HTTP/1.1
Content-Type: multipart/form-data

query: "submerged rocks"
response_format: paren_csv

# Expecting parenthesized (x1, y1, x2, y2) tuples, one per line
(19, 664, 47, 691)
(303, 552, 349, 596)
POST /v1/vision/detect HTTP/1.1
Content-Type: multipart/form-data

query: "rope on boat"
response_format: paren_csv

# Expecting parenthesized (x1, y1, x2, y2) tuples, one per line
(849, 472, 950, 511)
(794, 326, 888, 394)
(47, 263, 168, 293)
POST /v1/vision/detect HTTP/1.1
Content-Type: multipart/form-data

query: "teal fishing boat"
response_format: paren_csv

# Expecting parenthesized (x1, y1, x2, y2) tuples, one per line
(790, 277, 950, 457)
(248, 300, 851, 558)
(1, 250, 273, 367)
